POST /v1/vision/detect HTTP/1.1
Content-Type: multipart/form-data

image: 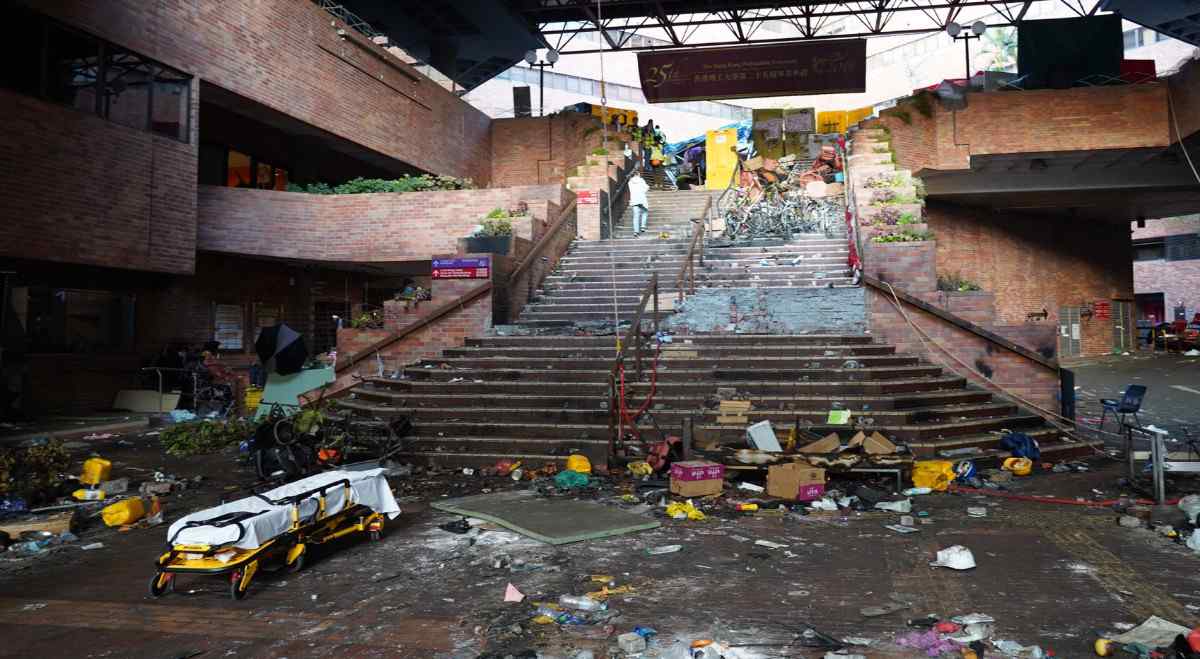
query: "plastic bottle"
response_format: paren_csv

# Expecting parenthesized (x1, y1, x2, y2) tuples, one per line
(558, 594, 606, 611)
(735, 503, 758, 512)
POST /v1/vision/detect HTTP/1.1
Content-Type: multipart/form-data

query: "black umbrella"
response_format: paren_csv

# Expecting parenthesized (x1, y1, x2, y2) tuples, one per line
(255, 323, 308, 375)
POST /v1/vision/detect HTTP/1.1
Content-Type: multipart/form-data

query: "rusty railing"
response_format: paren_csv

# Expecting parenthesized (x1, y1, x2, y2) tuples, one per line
(674, 196, 710, 303)
(607, 272, 659, 453)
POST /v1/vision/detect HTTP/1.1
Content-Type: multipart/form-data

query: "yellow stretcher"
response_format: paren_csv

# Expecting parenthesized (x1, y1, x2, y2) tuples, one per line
(150, 469, 397, 600)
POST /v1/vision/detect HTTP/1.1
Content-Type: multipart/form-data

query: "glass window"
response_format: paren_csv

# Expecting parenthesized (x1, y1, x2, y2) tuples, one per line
(256, 160, 273, 189)
(101, 48, 152, 132)
(44, 22, 101, 114)
(151, 65, 190, 141)
(1155, 31, 1170, 43)
(1123, 29, 1143, 50)
(0, 9, 45, 96)
(1134, 241, 1165, 262)
(566, 75, 580, 93)
(227, 150, 252, 188)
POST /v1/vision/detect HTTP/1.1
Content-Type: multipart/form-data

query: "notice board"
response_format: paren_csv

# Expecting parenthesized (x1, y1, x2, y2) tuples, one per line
(213, 303, 244, 351)
(432, 256, 490, 279)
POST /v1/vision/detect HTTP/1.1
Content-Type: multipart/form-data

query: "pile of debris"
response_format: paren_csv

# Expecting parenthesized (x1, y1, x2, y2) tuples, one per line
(720, 150, 846, 241)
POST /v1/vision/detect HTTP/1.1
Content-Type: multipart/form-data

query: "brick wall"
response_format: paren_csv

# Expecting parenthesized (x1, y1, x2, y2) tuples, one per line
(0, 89, 198, 274)
(1132, 216, 1200, 323)
(491, 114, 608, 187)
(1169, 56, 1200, 142)
(866, 288, 1059, 412)
(880, 84, 1170, 173)
(321, 263, 493, 398)
(1132, 215, 1200, 240)
(923, 201, 1133, 356)
(31, 0, 493, 183)
(196, 184, 571, 262)
(496, 203, 578, 325)
(862, 241, 937, 293)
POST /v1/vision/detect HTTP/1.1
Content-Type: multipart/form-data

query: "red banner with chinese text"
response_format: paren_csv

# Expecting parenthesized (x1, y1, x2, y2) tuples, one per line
(637, 40, 866, 103)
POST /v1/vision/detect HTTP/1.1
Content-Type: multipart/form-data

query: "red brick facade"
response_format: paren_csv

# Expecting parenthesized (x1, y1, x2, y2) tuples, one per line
(880, 84, 1170, 173)
(1132, 215, 1200, 323)
(491, 114, 607, 187)
(0, 89, 198, 274)
(196, 184, 572, 262)
(30, 0, 492, 184)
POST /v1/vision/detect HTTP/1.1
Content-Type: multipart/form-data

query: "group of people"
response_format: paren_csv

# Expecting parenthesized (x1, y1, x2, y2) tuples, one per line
(630, 119, 667, 172)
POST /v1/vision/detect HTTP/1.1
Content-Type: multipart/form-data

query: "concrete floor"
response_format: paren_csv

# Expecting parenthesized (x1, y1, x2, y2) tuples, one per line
(1, 351, 1199, 658)
(1071, 351, 1200, 439)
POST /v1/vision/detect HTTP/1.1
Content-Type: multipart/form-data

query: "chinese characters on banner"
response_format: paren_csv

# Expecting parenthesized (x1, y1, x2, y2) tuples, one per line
(638, 40, 866, 103)
(432, 257, 490, 279)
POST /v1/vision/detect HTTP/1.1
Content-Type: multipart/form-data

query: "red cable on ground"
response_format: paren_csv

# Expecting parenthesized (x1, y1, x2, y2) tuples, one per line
(948, 485, 1180, 508)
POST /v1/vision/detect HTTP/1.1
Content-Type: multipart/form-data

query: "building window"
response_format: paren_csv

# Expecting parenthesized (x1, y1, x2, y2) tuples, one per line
(0, 5, 191, 142)
(1155, 31, 1170, 43)
(1123, 28, 1144, 50)
(227, 150, 253, 188)
(1133, 239, 1165, 262)
(1166, 234, 1200, 261)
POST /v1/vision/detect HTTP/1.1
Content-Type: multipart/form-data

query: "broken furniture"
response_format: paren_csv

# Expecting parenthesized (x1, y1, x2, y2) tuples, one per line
(1099, 384, 1147, 434)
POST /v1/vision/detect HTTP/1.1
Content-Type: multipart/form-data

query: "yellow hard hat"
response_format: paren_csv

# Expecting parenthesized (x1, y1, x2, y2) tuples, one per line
(566, 455, 592, 474)
(1003, 457, 1033, 477)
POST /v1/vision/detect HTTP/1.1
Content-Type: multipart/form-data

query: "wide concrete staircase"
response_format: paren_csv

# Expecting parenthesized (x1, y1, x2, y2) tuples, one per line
(338, 333, 1086, 468)
(517, 189, 856, 326)
(335, 189, 1085, 469)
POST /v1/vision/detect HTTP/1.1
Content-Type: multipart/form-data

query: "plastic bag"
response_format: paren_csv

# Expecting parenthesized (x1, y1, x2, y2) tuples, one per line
(1179, 495, 1200, 524)
(1000, 432, 1040, 460)
(930, 545, 977, 570)
(554, 470, 589, 489)
(665, 500, 705, 521)
(912, 460, 956, 491)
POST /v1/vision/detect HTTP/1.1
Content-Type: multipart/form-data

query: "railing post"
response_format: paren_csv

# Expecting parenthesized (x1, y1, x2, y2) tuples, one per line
(652, 272, 659, 338)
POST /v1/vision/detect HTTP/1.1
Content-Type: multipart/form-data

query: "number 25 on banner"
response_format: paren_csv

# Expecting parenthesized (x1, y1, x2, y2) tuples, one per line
(644, 63, 674, 88)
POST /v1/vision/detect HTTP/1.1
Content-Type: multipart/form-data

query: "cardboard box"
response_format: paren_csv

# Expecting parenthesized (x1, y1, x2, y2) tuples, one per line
(670, 460, 725, 497)
(767, 463, 826, 501)
(671, 477, 723, 497)
(671, 460, 725, 482)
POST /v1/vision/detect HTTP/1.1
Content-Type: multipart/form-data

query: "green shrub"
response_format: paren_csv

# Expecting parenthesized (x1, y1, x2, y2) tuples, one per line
(897, 212, 918, 225)
(937, 272, 983, 292)
(477, 215, 513, 237)
(913, 177, 927, 199)
(485, 207, 509, 219)
(592, 147, 609, 156)
(160, 419, 255, 457)
(871, 230, 933, 244)
(287, 175, 472, 195)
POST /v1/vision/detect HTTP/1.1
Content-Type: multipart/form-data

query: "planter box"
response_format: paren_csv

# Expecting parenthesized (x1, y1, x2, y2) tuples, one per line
(461, 235, 512, 255)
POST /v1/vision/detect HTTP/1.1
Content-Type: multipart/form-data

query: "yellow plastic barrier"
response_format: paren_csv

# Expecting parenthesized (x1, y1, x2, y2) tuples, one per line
(705, 127, 739, 191)
(80, 457, 112, 486)
(102, 497, 146, 527)
(911, 460, 956, 491)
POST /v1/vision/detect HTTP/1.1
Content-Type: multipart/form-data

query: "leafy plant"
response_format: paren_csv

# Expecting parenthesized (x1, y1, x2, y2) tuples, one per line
(876, 206, 903, 226)
(912, 177, 927, 199)
(485, 207, 509, 219)
(872, 230, 933, 243)
(891, 109, 912, 125)
(911, 92, 934, 118)
(897, 212, 919, 226)
(287, 175, 472, 195)
(871, 145, 891, 154)
(866, 172, 906, 188)
(592, 147, 610, 156)
(938, 272, 983, 292)
(0, 439, 69, 499)
(871, 188, 897, 204)
(476, 216, 513, 237)
(349, 311, 382, 330)
(160, 419, 255, 457)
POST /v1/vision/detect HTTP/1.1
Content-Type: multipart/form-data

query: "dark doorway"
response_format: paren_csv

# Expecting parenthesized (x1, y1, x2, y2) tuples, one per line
(313, 301, 347, 356)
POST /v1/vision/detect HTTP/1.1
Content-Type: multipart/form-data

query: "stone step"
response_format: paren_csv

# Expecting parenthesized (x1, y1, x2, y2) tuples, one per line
(516, 310, 677, 324)
(466, 334, 879, 347)
(443, 344, 897, 358)
(540, 278, 857, 294)
(400, 437, 608, 463)
(360, 375, 971, 397)
(545, 267, 852, 281)
(353, 388, 994, 411)
(560, 248, 849, 265)
(414, 354, 920, 370)
(399, 364, 945, 383)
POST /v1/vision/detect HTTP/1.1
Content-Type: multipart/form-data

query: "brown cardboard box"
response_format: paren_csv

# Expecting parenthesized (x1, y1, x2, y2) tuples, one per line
(767, 463, 827, 501)
(798, 432, 841, 454)
(670, 477, 723, 497)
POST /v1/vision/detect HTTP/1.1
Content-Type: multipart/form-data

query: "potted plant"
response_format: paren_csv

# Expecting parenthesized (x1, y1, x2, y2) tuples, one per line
(463, 208, 514, 254)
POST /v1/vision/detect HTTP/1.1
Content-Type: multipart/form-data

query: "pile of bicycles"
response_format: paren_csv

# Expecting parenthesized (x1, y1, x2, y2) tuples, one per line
(241, 402, 411, 482)
(721, 184, 844, 241)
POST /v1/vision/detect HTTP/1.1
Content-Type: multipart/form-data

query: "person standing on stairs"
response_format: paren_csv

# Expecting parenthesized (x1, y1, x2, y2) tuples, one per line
(628, 169, 650, 238)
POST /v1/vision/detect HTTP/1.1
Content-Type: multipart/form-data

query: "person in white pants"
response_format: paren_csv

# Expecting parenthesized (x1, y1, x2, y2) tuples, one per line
(628, 170, 650, 237)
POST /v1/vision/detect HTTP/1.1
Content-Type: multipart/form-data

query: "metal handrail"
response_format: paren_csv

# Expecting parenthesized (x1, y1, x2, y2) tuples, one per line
(674, 197, 709, 303)
(607, 272, 659, 453)
(508, 199, 578, 286)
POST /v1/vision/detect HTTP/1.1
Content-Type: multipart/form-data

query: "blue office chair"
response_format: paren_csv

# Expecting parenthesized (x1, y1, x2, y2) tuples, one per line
(1099, 385, 1147, 432)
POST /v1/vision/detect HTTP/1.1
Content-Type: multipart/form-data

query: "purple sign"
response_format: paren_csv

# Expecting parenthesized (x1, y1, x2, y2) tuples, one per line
(432, 256, 490, 279)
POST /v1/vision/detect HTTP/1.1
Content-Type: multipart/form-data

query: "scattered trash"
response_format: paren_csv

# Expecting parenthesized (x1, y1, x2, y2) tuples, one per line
(902, 487, 932, 496)
(80, 542, 104, 550)
(554, 470, 589, 489)
(100, 497, 145, 527)
(912, 461, 956, 491)
(1185, 349, 1200, 357)
(737, 482, 765, 493)
(1119, 515, 1143, 529)
(860, 595, 910, 617)
(875, 498, 912, 513)
(618, 631, 648, 653)
(646, 544, 682, 555)
(666, 500, 706, 521)
(930, 545, 977, 570)
(504, 583, 525, 603)
(439, 518, 471, 534)
(967, 507, 988, 518)
(559, 594, 606, 611)
(885, 524, 920, 534)
(754, 539, 788, 549)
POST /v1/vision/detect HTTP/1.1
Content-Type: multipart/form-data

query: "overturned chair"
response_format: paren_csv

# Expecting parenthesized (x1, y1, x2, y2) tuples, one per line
(150, 468, 400, 600)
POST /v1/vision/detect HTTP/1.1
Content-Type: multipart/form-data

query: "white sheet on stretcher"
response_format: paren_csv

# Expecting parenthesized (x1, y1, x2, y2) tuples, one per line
(167, 468, 401, 550)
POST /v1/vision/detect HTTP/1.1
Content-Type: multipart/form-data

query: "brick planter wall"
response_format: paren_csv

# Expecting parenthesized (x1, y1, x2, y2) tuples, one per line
(863, 241, 936, 293)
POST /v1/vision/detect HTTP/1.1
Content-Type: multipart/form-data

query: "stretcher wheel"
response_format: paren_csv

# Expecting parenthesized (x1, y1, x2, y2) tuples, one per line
(230, 570, 249, 600)
(286, 548, 306, 574)
(148, 571, 174, 597)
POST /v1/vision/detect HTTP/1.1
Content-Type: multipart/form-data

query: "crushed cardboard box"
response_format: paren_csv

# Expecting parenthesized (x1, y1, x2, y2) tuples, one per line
(798, 432, 841, 454)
